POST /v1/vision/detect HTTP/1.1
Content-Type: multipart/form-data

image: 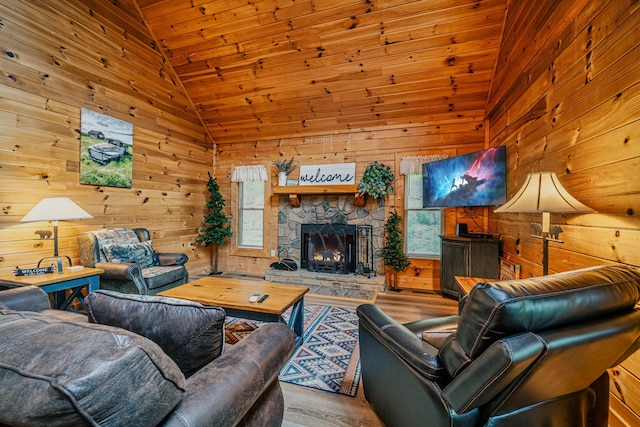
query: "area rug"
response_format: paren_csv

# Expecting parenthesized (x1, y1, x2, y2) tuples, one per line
(225, 304, 361, 397)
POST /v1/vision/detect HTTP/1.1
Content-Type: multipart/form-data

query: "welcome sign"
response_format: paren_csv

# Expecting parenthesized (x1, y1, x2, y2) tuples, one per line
(298, 163, 356, 186)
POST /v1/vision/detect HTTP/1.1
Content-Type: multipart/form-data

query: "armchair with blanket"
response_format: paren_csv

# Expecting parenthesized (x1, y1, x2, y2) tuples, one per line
(77, 227, 188, 295)
(357, 265, 640, 427)
(0, 286, 294, 426)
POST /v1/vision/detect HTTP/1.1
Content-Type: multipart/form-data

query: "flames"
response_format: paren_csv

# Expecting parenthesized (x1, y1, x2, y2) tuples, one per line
(312, 250, 342, 262)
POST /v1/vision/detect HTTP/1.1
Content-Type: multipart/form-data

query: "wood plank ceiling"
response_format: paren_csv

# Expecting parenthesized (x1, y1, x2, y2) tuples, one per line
(134, 0, 509, 144)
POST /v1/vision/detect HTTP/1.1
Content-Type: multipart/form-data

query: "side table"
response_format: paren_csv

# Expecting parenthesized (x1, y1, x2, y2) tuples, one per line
(454, 276, 494, 296)
(0, 267, 103, 310)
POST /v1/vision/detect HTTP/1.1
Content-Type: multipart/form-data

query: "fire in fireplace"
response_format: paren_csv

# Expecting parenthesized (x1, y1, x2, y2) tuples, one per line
(301, 224, 356, 274)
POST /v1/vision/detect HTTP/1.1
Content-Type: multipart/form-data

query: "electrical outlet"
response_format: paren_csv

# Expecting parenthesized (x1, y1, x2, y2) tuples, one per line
(270, 249, 276, 257)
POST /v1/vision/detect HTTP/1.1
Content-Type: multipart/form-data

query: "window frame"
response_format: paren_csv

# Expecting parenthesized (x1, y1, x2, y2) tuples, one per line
(230, 166, 271, 258)
(404, 172, 443, 259)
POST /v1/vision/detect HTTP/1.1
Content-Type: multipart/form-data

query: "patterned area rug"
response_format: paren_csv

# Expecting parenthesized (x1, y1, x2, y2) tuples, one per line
(225, 304, 361, 397)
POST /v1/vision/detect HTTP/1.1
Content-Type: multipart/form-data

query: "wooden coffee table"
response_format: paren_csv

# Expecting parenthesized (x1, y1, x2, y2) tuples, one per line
(158, 276, 309, 346)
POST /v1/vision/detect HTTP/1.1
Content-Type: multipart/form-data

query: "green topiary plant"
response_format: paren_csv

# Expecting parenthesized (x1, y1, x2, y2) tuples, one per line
(358, 161, 395, 199)
(383, 210, 411, 291)
(195, 172, 232, 275)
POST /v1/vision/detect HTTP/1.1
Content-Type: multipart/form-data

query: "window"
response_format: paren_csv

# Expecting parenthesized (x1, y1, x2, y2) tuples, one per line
(238, 181, 264, 248)
(405, 173, 443, 258)
(230, 164, 270, 258)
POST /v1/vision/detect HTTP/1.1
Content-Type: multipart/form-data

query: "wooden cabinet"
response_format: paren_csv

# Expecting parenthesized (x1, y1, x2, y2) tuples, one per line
(440, 235, 500, 300)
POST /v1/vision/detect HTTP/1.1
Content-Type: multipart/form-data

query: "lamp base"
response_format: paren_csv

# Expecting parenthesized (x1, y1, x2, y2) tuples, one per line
(37, 255, 72, 270)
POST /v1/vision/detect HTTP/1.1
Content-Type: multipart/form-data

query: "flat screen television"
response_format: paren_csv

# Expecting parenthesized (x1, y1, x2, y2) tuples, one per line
(422, 146, 507, 208)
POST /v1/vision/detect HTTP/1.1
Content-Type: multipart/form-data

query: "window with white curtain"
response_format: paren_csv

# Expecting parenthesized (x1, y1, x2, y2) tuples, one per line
(231, 165, 269, 256)
(238, 181, 264, 248)
(401, 155, 446, 258)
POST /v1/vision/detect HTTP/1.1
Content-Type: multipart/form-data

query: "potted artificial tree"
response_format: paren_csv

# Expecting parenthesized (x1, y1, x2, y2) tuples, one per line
(274, 157, 296, 186)
(357, 161, 394, 205)
(383, 210, 411, 291)
(196, 172, 232, 275)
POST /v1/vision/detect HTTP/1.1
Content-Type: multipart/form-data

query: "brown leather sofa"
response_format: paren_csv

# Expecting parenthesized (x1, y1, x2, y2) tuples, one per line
(357, 265, 640, 427)
(0, 286, 294, 426)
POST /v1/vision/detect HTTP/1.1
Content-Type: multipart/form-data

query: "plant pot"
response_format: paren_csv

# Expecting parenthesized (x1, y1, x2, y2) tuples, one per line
(278, 172, 288, 186)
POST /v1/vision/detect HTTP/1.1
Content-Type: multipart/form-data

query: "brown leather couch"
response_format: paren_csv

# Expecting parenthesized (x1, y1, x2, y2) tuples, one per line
(357, 265, 640, 427)
(0, 286, 294, 426)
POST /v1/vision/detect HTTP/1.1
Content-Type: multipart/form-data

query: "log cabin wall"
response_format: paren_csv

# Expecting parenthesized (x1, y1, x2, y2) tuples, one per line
(0, 0, 214, 277)
(0, 0, 639, 422)
(486, 0, 640, 423)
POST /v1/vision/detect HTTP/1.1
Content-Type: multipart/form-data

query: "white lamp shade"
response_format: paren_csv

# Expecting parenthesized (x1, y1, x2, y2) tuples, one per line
(494, 172, 595, 214)
(20, 197, 93, 222)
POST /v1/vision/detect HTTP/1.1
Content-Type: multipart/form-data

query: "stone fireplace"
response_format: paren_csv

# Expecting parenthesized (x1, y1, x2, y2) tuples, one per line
(266, 193, 386, 295)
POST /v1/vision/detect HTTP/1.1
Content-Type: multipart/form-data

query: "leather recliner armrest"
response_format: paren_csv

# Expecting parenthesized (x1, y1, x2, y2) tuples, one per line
(357, 304, 447, 381)
(442, 332, 545, 414)
(95, 262, 141, 280)
(0, 286, 51, 311)
(162, 322, 295, 427)
(157, 253, 188, 266)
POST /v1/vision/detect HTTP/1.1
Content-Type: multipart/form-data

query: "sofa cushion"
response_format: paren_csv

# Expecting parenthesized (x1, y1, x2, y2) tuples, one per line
(422, 329, 455, 348)
(142, 265, 185, 289)
(86, 290, 226, 376)
(0, 309, 185, 427)
(102, 240, 159, 268)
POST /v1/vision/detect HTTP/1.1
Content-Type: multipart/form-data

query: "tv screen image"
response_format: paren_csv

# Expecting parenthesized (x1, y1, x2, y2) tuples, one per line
(422, 146, 507, 208)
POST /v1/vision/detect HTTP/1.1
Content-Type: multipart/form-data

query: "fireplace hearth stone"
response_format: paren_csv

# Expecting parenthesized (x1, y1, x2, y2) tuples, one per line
(265, 268, 385, 299)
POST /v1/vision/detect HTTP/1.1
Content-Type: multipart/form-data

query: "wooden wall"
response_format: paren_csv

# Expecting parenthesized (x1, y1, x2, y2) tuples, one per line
(486, 0, 640, 423)
(0, 0, 213, 277)
(0, 0, 639, 422)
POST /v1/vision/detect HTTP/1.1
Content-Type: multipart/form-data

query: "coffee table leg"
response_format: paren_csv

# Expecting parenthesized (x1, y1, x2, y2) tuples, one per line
(287, 298, 305, 346)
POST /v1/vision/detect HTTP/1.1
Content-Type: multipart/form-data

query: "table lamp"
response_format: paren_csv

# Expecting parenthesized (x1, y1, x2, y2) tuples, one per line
(20, 197, 93, 267)
(494, 172, 594, 275)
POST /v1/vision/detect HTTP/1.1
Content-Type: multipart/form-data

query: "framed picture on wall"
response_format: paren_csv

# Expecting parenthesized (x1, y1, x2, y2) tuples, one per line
(79, 108, 133, 188)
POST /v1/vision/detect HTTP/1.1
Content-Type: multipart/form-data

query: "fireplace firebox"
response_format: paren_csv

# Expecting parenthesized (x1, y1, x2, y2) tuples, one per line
(301, 224, 356, 274)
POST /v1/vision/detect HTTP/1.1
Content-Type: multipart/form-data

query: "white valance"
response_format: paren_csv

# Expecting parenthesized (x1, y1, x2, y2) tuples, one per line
(231, 165, 268, 182)
(400, 154, 449, 176)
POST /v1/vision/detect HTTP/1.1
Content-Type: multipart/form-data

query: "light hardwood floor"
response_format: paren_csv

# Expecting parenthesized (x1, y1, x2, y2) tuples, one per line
(281, 290, 459, 427)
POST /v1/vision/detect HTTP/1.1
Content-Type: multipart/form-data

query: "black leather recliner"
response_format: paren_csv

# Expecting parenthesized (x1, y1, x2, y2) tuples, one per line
(357, 265, 640, 427)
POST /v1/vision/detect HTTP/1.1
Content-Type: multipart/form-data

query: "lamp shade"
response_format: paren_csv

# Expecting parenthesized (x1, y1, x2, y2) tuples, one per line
(494, 172, 595, 214)
(20, 197, 93, 222)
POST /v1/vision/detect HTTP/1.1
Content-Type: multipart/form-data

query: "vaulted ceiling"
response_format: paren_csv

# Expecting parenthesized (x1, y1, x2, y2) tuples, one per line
(134, 0, 509, 144)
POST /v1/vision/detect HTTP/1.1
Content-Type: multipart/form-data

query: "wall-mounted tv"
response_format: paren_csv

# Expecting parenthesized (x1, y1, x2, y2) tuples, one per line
(422, 146, 507, 208)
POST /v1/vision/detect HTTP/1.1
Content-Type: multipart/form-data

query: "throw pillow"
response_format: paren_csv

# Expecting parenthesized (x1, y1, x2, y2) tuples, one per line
(86, 290, 226, 376)
(0, 309, 185, 426)
(101, 240, 159, 268)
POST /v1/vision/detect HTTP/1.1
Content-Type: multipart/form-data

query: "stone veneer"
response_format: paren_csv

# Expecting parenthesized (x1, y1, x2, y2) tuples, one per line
(265, 268, 386, 297)
(272, 193, 387, 293)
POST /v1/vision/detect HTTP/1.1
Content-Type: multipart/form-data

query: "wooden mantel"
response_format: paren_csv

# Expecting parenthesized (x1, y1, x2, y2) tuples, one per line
(272, 184, 362, 207)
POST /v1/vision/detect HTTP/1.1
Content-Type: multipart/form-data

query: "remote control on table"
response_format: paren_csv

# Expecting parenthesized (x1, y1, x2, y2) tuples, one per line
(257, 294, 269, 303)
(249, 293, 261, 303)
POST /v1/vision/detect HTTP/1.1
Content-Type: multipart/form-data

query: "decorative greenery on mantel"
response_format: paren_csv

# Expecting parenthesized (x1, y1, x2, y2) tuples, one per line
(273, 157, 296, 174)
(357, 161, 395, 199)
